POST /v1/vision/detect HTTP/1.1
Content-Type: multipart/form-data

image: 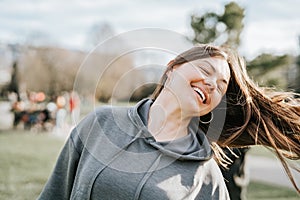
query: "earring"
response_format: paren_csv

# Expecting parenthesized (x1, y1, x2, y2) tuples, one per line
(199, 112, 213, 124)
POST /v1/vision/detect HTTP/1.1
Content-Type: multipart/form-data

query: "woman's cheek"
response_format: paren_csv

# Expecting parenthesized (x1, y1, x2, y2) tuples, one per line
(212, 94, 223, 109)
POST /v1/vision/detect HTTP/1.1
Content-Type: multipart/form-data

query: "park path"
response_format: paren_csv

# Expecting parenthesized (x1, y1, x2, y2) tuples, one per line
(246, 155, 300, 189)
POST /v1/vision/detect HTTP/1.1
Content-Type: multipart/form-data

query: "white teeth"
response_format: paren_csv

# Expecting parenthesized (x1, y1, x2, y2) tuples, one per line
(193, 87, 206, 102)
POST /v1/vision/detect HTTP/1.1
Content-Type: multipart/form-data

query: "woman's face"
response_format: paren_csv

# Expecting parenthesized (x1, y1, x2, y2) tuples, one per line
(165, 57, 231, 117)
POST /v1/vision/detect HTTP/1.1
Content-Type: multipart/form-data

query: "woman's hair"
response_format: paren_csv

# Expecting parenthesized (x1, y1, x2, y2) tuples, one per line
(151, 44, 300, 192)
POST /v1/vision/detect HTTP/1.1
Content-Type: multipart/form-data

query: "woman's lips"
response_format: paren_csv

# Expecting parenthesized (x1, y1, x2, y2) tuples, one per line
(192, 86, 207, 103)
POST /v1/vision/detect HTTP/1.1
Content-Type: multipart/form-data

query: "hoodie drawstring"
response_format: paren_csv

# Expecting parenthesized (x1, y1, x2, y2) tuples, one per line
(88, 129, 144, 198)
(133, 153, 163, 200)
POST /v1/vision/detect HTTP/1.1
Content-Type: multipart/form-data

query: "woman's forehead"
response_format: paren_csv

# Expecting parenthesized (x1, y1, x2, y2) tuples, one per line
(189, 57, 231, 80)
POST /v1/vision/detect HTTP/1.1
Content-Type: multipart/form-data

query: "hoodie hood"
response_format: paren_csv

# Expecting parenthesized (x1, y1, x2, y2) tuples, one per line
(39, 98, 230, 200)
(128, 98, 213, 161)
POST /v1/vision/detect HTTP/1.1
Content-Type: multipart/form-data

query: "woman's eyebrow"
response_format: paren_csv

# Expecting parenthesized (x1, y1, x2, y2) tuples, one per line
(202, 60, 216, 73)
(202, 60, 229, 85)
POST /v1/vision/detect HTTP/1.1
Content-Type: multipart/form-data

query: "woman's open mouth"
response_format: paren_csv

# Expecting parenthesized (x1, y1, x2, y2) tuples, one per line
(192, 87, 206, 103)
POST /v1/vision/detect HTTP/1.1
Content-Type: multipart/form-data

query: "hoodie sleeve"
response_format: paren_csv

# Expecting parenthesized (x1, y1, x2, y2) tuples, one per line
(37, 128, 82, 200)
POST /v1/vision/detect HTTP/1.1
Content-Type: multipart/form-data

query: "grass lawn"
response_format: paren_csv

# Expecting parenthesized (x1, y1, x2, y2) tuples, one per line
(0, 130, 299, 199)
(0, 130, 65, 200)
(247, 181, 299, 200)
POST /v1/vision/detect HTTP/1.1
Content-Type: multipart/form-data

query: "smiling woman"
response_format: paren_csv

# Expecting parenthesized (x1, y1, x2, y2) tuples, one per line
(38, 44, 300, 200)
(147, 56, 231, 141)
(152, 44, 300, 190)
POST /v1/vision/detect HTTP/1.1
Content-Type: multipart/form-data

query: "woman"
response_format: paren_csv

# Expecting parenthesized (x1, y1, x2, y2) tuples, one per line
(38, 44, 300, 199)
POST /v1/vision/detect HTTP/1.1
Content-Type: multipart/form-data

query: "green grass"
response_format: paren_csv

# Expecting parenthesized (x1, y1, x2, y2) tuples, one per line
(248, 145, 277, 158)
(0, 130, 65, 200)
(0, 130, 299, 199)
(247, 181, 299, 200)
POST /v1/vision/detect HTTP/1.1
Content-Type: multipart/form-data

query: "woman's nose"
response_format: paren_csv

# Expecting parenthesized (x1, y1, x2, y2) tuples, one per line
(204, 81, 216, 92)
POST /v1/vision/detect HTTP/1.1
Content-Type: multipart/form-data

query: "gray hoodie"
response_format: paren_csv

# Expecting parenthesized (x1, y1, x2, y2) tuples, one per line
(38, 99, 229, 200)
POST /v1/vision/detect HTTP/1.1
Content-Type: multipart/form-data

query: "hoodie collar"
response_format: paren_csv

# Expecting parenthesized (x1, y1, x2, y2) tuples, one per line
(128, 98, 212, 161)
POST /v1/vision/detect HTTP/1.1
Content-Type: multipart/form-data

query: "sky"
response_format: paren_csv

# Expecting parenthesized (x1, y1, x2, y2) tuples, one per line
(1, 0, 300, 59)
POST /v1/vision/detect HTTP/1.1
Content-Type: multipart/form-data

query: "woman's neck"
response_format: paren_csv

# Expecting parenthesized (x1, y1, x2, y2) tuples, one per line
(148, 90, 192, 142)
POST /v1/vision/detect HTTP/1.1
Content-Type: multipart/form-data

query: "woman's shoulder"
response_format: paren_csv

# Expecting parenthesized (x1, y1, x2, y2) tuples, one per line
(70, 104, 135, 145)
(93, 104, 131, 117)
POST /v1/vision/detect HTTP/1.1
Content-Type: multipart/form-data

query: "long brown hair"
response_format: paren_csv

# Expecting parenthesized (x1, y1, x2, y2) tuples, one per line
(151, 44, 300, 192)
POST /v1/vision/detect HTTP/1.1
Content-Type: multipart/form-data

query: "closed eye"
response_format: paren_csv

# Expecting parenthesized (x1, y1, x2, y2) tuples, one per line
(217, 85, 223, 92)
(198, 66, 210, 75)
(217, 83, 227, 94)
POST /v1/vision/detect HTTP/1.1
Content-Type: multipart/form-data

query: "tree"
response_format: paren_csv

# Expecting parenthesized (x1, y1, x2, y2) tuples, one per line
(94, 53, 136, 102)
(87, 22, 115, 47)
(247, 54, 293, 89)
(191, 2, 244, 48)
(295, 54, 300, 93)
(19, 46, 83, 97)
(191, 2, 292, 90)
(25, 30, 56, 47)
(2, 44, 21, 100)
(292, 36, 300, 93)
(7, 61, 20, 99)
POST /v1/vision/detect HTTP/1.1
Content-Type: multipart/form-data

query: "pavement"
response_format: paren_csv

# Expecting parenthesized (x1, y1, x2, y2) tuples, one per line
(246, 155, 300, 189)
